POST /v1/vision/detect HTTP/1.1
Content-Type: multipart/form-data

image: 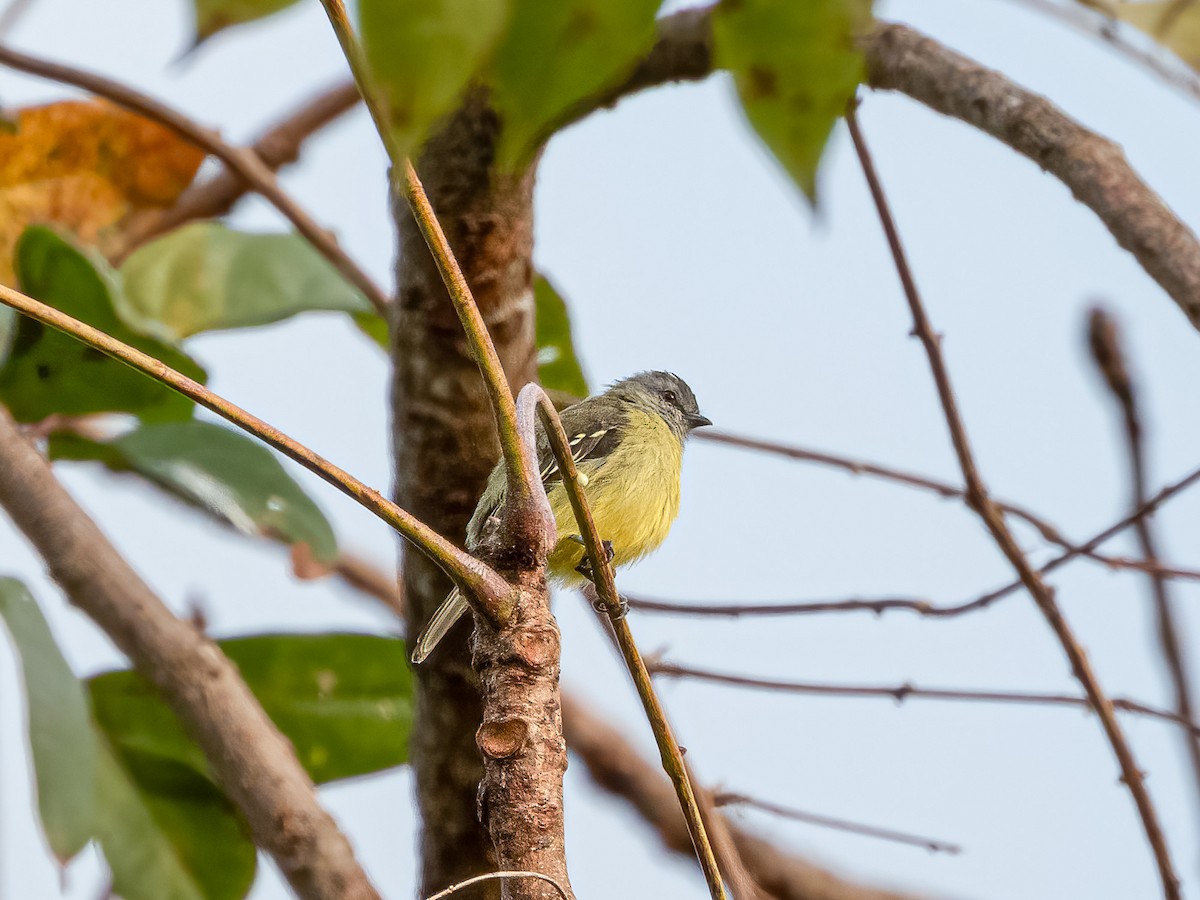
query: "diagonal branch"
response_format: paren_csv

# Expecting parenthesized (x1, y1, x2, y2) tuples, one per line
(0, 404, 380, 900)
(0, 281, 512, 618)
(0, 44, 389, 314)
(115, 80, 361, 259)
(568, 10, 1200, 332)
(846, 102, 1180, 898)
(1088, 307, 1200, 815)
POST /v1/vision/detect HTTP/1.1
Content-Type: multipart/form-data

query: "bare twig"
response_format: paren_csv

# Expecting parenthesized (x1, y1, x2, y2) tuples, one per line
(0, 281, 511, 618)
(648, 659, 1200, 738)
(1089, 307, 1200, 811)
(561, 695, 931, 900)
(712, 793, 961, 855)
(696, 429, 1200, 580)
(0, 406, 380, 899)
(424, 872, 570, 900)
(115, 80, 361, 258)
(0, 44, 389, 315)
(847, 102, 1179, 897)
(529, 386, 725, 900)
(1007, 0, 1200, 104)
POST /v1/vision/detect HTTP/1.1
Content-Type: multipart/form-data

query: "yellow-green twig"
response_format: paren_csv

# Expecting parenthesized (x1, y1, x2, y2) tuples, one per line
(317, 0, 536, 517)
(531, 388, 726, 900)
(0, 282, 512, 623)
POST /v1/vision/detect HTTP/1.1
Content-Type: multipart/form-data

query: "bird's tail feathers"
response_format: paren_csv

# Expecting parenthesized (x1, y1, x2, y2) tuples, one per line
(410, 588, 471, 664)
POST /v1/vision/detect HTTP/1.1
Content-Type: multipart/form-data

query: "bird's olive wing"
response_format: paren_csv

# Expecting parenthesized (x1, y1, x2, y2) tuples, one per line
(538, 410, 624, 484)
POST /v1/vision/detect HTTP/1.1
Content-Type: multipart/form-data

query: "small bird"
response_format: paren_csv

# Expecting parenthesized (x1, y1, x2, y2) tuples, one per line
(411, 371, 711, 664)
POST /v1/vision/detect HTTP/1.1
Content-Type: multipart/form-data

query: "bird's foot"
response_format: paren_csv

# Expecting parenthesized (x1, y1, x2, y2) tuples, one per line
(572, 537, 614, 583)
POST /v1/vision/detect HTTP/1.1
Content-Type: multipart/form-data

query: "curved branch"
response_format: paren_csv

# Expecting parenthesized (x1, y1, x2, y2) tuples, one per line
(0, 44, 389, 315)
(0, 405, 380, 900)
(0, 282, 512, 618)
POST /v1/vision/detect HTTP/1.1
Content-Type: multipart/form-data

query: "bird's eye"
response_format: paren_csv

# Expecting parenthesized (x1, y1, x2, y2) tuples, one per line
(661, 390, 677, 405)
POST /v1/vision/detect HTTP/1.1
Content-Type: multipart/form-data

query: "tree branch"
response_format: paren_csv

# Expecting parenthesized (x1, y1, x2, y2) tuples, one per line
(648, 659, 1200, 738)
(114, 80, 361, 259)
(561, 695, 932, 900)
(0, 44, 389, 314)
(847, 102, 1179, 898)
(0, 404, 380, 900)
(1088, 307, 1200, 814)
(0, 281, 512, 616)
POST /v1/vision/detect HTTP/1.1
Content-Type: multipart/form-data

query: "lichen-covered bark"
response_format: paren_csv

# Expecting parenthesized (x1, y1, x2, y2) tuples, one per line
(391, 93, 542, 898)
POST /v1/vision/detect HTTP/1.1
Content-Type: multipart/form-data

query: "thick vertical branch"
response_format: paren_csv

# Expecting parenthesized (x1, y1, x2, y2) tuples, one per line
(392, 94, 540, 899)
(0, 406, 379, 900)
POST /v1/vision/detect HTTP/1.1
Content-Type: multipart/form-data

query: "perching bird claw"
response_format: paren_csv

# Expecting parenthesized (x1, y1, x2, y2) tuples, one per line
(573, 537, 614, 583)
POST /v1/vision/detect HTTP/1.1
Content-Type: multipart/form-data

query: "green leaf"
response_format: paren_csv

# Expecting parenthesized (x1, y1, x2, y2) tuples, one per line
(534, 276, 588, 397)
(120, 223, 374, 340)
(0, 227, 206, 423)
(94, 741, 256, 900)
(0, 580, 254, 898)
(1115, 1, 1200, 68)
(489, 0, 660, 168)
(359, 0, 510, 160)
(0, 579, 94, 863)
(90, 634, 413, 785)
(714, 0, 873, 200)
(192, 0, 302, 42)
(353, 311, 389, 351)
(49, 420, 339, 563)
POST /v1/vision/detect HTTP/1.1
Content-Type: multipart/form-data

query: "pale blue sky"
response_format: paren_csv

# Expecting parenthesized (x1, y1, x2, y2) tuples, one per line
(3, 1, 1200, 898)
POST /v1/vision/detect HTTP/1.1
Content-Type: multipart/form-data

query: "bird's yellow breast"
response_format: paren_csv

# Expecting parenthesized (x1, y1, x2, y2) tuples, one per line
(546, 408, 682, 582)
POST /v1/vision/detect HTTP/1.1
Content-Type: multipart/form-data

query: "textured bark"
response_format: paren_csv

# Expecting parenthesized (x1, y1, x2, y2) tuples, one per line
(0, 406, 379, 900)
(391, 92, 542, 898)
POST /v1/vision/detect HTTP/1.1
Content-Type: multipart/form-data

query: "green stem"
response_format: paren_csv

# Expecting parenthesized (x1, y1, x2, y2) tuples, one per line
(532, 389, 727, 900)
(0, 282, 511, 625)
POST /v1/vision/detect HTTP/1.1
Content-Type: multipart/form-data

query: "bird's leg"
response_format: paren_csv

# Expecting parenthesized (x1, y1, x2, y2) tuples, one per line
(568, 536, 626, 618)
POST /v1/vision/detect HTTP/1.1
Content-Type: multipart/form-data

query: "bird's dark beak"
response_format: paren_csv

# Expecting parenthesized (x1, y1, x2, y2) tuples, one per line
(686, 412, 713, 430)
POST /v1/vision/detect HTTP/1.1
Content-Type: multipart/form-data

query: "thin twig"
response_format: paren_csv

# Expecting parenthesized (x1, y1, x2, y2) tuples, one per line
(847, 102, 1179, 897)
(0, 281, 511, 619)
(712, 792, 961, 855)
(530, 387, 726, 900)
(115, 80, 362, 259)
(648, 659, 1200, 738)
(423, 871, 570, 900)
(697, 429, 1200, 580)
(0, 44, 389, 315)
(316, 0, 538, 527)
(1007, 0, 1200, 104)
(1089, 307, 1200, 812)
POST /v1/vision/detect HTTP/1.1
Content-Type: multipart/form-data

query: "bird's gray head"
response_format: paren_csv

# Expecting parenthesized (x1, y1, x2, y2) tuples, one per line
(607, 371, 711, 439)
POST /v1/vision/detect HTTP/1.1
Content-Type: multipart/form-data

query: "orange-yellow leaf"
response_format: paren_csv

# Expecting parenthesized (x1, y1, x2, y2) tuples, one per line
(0, 100, 205, 282)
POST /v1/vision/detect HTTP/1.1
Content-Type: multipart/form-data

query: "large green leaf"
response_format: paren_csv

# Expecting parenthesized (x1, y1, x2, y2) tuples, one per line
(0, 580, 253, 899)
(120, 223, 374, 340)
(714, 0, 873, 200)
(488, 0, 660, 168)
(93, 741, 256, 900)
(49, 420, 339, 563)
(0, 227, 205, 423)
(0, 578, 94, 863)
(534, 275, 588, 397)
(192, 0, 302, 43)
(90, 634, 413, 784)
(359, 0, 509, 160)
